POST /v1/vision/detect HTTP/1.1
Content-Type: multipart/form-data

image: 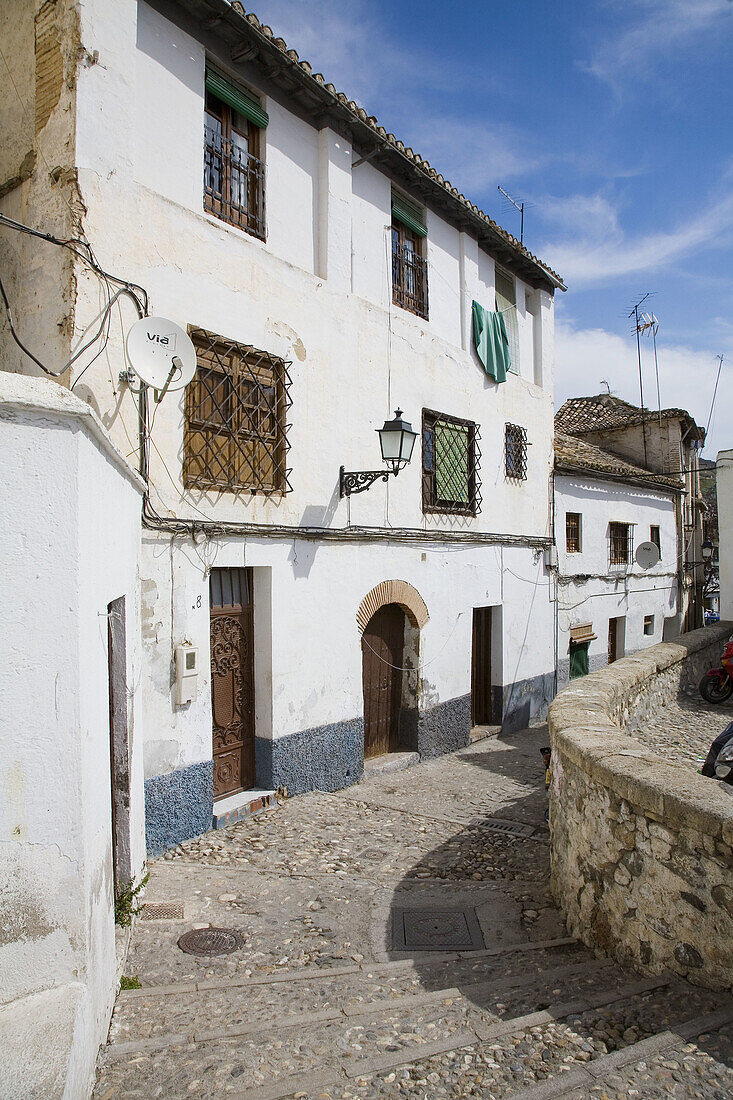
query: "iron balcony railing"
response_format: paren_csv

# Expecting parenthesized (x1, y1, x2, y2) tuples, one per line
(204, 127, 266, 240)
(392, 242, 429, 319)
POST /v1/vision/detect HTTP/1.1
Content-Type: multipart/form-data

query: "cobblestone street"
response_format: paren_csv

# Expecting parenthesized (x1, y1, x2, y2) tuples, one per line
(95, 726, 732, 1099)
(633, 687, 733, 773)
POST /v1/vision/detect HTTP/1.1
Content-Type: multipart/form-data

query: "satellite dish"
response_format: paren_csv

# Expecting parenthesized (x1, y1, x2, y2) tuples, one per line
(126, 318, 196, 394)
(635, 541, 661, 569)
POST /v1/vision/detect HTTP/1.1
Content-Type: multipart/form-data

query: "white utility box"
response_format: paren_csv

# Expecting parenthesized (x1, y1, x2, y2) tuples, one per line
(175, 644, 199, 705)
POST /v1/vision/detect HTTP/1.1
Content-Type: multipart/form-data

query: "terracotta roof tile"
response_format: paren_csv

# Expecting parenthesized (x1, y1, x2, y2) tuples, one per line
(556, 394, 703, 437)
(554, 430, 681, 490)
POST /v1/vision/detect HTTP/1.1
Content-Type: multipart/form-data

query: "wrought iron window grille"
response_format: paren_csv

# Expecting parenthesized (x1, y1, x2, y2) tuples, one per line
(566, 512, 582, 553)
(608, 522, 634, 568)
(392, 240, 429, 319)
(422, 409, 481, 516)
(505, 423, 528, 481)
(204, 124, 266, 239)
(184, 327, 292, 497)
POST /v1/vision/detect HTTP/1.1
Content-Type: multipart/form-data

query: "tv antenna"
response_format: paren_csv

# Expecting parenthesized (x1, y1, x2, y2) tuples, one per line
(125, 317, 197, 403)
(705, 353, 724, 444)
(498, 186, 526, 244)
(628, 292, 654, 466)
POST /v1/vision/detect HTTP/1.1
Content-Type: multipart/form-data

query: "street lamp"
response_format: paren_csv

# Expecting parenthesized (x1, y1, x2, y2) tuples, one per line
(702, 540, 714, 562)
(340, 409, 417, 497)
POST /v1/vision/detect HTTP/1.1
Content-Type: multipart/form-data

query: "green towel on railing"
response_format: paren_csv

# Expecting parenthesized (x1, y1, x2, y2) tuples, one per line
(472, 300, 511, 382)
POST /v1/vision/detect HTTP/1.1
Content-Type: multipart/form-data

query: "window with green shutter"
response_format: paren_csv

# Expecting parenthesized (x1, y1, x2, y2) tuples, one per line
(422, 409, 481, 515)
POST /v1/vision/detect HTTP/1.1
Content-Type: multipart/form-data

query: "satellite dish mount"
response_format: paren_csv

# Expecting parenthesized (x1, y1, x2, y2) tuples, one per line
(635, 541, 661, 570)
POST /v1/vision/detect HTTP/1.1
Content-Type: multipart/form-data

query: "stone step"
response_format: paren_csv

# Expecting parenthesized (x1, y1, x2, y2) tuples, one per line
(108, 950, 615, 1045)
(363, 751, 419, 779)
(212, 789, 278, 830)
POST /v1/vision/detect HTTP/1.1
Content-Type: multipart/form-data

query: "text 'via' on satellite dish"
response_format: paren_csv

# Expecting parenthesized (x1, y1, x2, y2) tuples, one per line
(125, 317, 197, 392)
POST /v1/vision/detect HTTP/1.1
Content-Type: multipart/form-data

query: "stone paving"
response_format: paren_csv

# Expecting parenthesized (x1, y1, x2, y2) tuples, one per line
(632, 687, 733, 772)
(94, 725, 733, 1099)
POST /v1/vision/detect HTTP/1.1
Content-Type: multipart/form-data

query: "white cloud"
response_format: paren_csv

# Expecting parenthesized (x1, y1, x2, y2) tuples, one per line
(555, 316, 733, 457)
(539, 187, 733, 287)
(581, 0, 733, 92)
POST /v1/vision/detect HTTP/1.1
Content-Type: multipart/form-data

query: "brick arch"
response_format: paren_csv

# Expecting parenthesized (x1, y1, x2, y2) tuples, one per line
(356, 580, 429, 635)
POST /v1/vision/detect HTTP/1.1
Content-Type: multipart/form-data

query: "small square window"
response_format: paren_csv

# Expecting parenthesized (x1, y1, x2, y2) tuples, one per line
(644, 614, 654, 636)
(609, 522, 633, 566)
(566, 512, 582, 553)
(505, 424, 527, 481)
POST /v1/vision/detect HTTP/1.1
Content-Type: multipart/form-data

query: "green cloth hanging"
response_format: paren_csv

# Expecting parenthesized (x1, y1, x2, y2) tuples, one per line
(472, 300, 511, 383)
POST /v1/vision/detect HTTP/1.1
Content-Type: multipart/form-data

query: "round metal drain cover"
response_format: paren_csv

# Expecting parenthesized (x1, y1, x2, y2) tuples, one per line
(177, 927, 245, 956)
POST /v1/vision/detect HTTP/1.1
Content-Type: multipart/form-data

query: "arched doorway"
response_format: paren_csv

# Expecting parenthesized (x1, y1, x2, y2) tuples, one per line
(362, 604, 405, 758)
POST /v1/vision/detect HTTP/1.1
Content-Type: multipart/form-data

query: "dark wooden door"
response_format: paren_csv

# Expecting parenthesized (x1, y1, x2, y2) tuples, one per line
(471, 607, 493, 726)
(210, 568, 255, 799)
(608, 617, 618, 664)
(362, 604, 404, 758)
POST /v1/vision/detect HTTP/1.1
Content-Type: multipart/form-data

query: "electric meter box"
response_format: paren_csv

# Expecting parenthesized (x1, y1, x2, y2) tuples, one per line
(175, 644, 199, 706)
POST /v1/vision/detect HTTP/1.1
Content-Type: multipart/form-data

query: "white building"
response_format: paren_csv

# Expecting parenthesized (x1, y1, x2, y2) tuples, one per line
(554, 429, 682, 687)
(1, 0, 563, 887)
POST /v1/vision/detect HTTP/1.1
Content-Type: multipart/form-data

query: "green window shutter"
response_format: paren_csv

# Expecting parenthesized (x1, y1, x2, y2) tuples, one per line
(206, 69, 268, 128)
(435, 421, 469, 504)
(569, 641, 590, 680)
(391, 195, 427, 238)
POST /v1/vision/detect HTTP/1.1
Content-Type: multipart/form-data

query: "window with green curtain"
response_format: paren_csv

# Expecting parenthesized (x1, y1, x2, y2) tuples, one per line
(495, 266, 519, 373)
(569, 640, 590, 680)
(435, 421, 469, 505)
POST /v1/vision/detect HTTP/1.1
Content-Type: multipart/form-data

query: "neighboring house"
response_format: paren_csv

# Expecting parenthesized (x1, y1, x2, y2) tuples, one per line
(554, 429, 682, 688)
(555, 394, 706, 634)
(700, 457, 720, 619)
(0, 5, 564, 1086)
(717, 449, 733, 622)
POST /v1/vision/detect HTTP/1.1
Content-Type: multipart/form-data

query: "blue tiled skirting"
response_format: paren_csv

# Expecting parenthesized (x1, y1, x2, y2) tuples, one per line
(501, 671, 556, 733)
(255, 717, 364, 797)
(144, 760, 213, 855)
(417, 694, 471, 759)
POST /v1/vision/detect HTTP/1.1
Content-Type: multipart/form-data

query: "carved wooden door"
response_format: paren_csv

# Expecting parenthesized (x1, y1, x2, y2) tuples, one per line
(210, 568, 255, 799)
(362, 604, 404, 759)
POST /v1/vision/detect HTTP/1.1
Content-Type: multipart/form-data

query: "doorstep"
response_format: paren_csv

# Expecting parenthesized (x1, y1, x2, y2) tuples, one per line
(363, 751, 420, 779)
(212, 789, 277, 830)
(470, 724, 502, 744)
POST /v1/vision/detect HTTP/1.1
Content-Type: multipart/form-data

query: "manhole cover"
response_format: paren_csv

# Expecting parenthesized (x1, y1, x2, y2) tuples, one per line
(177, 927, 245, 956)
(391, 907, 485, 951)
(141, 902, 185, 921)
(470, 817, 535, 837)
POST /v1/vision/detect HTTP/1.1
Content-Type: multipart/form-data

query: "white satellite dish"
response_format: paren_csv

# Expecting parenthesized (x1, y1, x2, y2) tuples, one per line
(126, 317, 197, 396)
(635, 541, 661, 569)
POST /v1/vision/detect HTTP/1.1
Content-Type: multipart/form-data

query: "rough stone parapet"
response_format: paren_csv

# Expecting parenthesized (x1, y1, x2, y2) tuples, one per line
(548, 623, 733, 989)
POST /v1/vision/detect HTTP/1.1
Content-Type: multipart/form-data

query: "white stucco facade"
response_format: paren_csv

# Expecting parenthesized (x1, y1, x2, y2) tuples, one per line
(0, 374, 146, 1099)
(1, 0, 561, 855)
(554, 472, 679, 686)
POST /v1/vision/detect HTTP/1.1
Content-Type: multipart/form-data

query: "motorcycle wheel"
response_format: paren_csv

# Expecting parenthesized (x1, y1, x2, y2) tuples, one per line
(699, 673, 733, 704)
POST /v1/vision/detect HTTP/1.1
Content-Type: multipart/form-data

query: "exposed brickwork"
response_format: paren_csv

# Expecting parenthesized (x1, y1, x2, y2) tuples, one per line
(356, 580, 429, 635)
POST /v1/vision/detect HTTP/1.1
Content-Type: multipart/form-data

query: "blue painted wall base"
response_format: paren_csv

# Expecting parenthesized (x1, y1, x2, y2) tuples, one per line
(144, 760, 213, 855)
(255, 716, 364, 796)
(417, 694, 471, 759)
(501, 671, 556, 733)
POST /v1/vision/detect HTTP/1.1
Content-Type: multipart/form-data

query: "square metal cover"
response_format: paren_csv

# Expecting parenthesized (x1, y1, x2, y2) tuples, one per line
(391, 907, 485, 951)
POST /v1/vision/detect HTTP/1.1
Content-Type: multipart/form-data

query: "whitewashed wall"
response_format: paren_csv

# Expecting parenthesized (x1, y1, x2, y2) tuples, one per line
(0, 374, 146, 1100)
(555, 473, 679, 681)
(66, 0, 558, 846)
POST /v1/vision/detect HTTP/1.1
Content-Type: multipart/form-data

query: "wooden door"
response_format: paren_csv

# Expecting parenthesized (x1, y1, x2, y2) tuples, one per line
(362, 604, 405, 758)
(471, 607, 493, 726)
(210, 568, 255, 799)
(608, 617, 618, 664)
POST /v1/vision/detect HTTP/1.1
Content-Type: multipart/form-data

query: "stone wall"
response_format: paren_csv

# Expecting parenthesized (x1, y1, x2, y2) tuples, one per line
(548, 622, 733, 990)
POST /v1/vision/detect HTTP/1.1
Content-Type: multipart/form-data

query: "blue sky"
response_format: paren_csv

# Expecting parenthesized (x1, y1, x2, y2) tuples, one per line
(248, 0, 733, 457)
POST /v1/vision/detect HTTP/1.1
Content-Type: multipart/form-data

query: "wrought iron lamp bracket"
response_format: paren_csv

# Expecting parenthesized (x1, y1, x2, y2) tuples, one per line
(340, 466, 397, 497)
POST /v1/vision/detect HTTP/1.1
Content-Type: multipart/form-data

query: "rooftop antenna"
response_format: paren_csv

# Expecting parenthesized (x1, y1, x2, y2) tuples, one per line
(497, 186, 525, 244)
(600, 379, 611, 394)
(705, 354, 724, 446)
(628, 292, 653, 466)
(638, 312, 662, 426)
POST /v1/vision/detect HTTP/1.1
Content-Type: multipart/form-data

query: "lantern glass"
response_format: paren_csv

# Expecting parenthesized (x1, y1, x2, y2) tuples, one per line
(378, 409, 417, 469)
(702, 540, 714, 561)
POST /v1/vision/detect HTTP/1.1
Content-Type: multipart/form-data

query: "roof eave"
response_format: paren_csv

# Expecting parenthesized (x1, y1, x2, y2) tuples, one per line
(173, 0, 566, 293)
(554, 460, 683, 494)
